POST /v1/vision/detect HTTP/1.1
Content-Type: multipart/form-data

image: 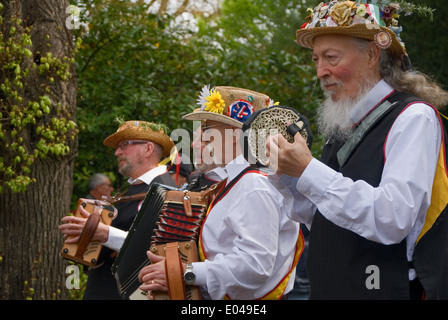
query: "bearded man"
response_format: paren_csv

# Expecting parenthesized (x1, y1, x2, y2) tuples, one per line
(267, 1, 448, 299)
(60, 120, 177, 299)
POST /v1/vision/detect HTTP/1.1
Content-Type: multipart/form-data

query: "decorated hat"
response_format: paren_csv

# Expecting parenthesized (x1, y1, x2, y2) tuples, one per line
(296, 1, 434, 58)
(103, 120, 174, 158)
(182, 85, 277, 128)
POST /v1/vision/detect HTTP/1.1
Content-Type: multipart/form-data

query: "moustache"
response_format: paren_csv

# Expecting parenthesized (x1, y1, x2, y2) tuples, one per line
(117, 156, 129, 163)
(320, 79, 342, 92)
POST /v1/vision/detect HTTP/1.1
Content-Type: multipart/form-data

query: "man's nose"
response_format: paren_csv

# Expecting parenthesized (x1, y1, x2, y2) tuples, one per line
(191, 133, 202, 149)
(316, 61, 331, 79)
(114, 147, 122, 156)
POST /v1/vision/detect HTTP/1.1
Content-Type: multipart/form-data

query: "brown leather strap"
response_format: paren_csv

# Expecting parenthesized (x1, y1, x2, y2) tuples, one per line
(107, 192, 147, 204)
(164, 242, 186, 300)
(200, 179, 226, 199)
(75, 212, 101, 259)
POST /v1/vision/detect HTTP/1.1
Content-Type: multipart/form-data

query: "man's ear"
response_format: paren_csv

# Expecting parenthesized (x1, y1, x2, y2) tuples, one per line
(144, 141, 155, 158)
(368, 41, 381, 68)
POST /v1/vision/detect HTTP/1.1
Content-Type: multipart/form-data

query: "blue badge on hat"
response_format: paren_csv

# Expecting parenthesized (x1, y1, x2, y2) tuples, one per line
(228, 100, 255, 123)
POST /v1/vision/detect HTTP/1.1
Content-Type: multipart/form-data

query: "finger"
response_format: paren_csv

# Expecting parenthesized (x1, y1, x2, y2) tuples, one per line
(139, 280, 168, 292)
(286, 123, 301, 138)
(276, 133, 290, 147)
(59, 226, 83, 235)
(61, 216, 83, 224)
(294, 130, 306, 144)
(265, 134, 279, 157)
(78, 205, 91, 218)
(138, 265, 152, 283)
(59, 226, 82, 243)
(59, 222, 83, 233)
(147, 250, 165, 264)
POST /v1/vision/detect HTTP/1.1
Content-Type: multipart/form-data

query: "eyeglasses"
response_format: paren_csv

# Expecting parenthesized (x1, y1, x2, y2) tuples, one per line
(117, 140, 148, 150)
(201, 124, 223, 132)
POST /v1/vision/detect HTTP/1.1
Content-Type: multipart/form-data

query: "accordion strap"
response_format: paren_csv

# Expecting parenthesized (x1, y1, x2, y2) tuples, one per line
(107, 192, 147, 204)
(75, 211, 100, 259)
(165, 242, 186, 300)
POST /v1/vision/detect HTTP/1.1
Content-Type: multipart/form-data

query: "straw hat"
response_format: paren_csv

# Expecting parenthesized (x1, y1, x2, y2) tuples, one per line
(103, 120, 174, 158)
(182, 85, 276, 128)
(296, 1, 408, 57)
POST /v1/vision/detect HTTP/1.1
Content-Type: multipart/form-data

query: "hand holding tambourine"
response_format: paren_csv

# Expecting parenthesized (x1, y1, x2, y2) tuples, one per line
(241, 105, 313, 168)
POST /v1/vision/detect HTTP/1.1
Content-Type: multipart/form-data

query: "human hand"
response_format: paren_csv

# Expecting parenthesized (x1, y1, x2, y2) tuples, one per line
(265, 131, 313, 178)
(138, 251, 173, 300)
(59, 205, 109, 243)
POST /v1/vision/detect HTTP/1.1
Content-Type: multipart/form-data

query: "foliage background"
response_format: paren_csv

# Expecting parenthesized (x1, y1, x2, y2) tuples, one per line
(71, 0, 447, 204)
(400, 0, 448, 95)
(71, 0, 324, 203)
(0, 0, 444, 300)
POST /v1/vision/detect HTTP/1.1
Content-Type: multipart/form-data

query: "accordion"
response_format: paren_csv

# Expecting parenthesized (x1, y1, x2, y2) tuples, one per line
(60, 198, 117, 267)
(112, 182, 220, 300)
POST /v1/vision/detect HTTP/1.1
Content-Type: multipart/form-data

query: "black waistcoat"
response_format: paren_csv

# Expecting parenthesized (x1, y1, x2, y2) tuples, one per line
(307, 91, 424, 300)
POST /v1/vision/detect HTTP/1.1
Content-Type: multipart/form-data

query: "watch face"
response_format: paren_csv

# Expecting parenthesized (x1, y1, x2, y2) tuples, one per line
(185, 272, 195, 282)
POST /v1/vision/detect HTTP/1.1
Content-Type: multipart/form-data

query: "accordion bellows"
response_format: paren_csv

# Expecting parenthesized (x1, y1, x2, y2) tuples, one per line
(112, 182, 216, 300)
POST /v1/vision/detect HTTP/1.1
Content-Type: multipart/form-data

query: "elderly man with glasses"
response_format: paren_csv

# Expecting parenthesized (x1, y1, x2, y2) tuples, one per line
(60, 120, 177, 299)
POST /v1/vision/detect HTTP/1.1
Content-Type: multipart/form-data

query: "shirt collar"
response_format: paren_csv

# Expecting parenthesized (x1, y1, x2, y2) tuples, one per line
(350, 79, 395, 125)
(204, 167, 228, 182)
(128, 165, 167, 185)
(223, 154, 250, 184)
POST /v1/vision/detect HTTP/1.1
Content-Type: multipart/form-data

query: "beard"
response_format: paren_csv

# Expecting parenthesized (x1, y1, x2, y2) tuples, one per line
(117, 156, 134, 177)
(317, 79, 376, 142)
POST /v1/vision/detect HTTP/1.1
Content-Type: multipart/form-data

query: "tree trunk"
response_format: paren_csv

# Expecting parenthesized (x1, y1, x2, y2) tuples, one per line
(0, 0, 77, 300)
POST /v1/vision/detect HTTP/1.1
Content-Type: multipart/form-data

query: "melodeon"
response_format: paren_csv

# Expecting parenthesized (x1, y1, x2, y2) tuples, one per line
(60, 198, 117, 267)
(112, 182, 220, 300)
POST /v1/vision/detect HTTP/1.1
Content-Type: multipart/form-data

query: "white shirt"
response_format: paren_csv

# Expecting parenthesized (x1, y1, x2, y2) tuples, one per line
(271, 80, 441, 279)
(104, 165, 167, 251)
(127, 165, 168, 186)
(192, 155, 300, 300)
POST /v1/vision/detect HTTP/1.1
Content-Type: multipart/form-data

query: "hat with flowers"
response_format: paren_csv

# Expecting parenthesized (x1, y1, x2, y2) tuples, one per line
(296, 0, 434, 57)
(182, 85, 277, 128)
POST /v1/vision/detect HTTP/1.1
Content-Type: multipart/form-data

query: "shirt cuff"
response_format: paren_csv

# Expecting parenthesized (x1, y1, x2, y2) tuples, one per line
(191, 261, 207, 287)
(103, 226, 128, 252)
(296, 158, 338, 203)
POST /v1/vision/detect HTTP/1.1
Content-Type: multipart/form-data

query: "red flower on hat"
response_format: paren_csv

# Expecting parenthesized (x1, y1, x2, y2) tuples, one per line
(382, 6, 393, 20)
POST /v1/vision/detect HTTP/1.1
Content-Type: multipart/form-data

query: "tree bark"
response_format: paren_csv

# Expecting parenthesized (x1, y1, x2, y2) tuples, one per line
(0, 0, 77, 300)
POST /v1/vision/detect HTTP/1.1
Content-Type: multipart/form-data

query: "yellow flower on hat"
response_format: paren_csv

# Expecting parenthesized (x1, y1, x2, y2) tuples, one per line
(204, 89, 225, 114)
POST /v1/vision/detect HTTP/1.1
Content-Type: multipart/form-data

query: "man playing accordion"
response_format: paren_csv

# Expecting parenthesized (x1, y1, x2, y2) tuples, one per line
(138, 86, 303, 300)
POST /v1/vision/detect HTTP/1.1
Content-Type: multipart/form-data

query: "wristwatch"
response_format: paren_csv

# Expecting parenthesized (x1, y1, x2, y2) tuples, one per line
(183, 263, 196, 285)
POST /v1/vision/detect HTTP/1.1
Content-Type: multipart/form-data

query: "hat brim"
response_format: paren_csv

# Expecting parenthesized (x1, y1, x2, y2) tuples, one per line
(296, 24, 405, 57)
(182, 111, 243, 128)
(103, 128, 175, 158)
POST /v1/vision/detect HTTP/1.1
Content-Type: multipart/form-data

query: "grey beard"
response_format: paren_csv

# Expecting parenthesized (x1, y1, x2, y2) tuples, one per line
(317, 95, 356, 142)
(317, 80, 375, 142)
(118, 159, 133, 178)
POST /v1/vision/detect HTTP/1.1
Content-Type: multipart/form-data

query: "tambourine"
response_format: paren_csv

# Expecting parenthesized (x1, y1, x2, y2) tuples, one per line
(241, 105, 313, 167)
